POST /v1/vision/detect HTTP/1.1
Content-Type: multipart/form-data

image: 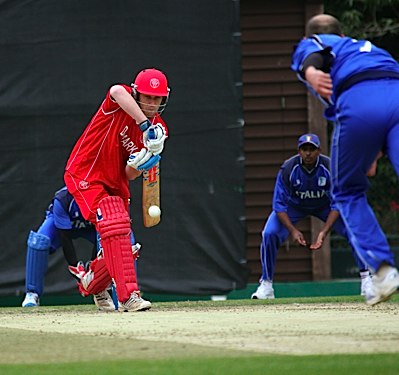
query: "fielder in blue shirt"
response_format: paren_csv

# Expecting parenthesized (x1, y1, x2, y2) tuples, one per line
(251, 134, 371, 300)
(22, 187, 114, 311)
(291, 14, 399, 305)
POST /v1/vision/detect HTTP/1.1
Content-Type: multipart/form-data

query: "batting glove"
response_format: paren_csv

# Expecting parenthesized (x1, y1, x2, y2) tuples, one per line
(127, 149, 161, 171)
(143, 123, 167, 155)
(138, 119, 151, 132)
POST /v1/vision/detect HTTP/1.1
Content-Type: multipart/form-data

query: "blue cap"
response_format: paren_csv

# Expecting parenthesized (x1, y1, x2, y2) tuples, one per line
(298, 133, 320, 148)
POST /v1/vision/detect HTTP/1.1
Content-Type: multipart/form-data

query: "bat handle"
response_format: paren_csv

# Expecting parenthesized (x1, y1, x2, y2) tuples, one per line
(148, 127, 156, 140)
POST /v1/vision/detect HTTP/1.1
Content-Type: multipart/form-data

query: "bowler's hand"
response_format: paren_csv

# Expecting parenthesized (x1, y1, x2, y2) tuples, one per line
(305, 66, 333, 100)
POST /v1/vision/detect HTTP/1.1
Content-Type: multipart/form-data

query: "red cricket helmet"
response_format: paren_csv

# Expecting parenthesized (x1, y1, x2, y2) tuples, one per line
(133, 68, 169, 96)
(132, 68, 170, 114)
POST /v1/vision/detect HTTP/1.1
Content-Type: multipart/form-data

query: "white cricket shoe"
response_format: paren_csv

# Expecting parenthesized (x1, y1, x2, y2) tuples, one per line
(360, 274, 373, 296)
(22, 292, 40, 307)
(93, 290, 116, 312)
(365, 265, 399, 306)
(118, 292, 152, 312)
(251, 280, 275, 299)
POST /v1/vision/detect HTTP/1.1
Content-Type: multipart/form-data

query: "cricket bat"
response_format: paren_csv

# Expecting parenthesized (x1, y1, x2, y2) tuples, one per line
(142, 162, 160, 227)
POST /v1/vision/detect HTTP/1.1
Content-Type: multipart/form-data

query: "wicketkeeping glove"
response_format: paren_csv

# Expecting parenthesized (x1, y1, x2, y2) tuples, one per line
(143, 123, 167, 155)
(127, 148, 161, 171)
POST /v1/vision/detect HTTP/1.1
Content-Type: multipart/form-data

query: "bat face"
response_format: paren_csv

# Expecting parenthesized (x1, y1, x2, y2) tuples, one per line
(142, 162, 160, 227)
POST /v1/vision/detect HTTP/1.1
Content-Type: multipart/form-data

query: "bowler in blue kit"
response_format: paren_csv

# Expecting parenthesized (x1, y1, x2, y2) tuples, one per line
(251, 134, 371, 300)
(291, 14, 399, 305)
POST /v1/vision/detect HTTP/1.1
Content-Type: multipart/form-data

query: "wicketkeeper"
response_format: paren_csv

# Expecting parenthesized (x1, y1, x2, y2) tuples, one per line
(22, 187, 111, 308)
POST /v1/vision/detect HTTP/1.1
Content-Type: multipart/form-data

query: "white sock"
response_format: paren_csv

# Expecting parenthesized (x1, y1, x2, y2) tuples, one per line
(261, 279, 273, 287)
(359, 270, 370, 279)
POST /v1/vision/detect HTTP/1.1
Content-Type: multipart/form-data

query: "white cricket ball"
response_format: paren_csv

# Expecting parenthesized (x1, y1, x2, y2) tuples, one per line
(148, 205, 161, 218)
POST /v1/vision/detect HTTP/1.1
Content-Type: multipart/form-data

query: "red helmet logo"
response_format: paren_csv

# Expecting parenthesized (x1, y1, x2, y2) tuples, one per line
(150, 78, 160, 89)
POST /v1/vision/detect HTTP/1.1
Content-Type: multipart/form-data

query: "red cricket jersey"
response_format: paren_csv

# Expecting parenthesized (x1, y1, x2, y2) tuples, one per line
(65, 84, 167, 201)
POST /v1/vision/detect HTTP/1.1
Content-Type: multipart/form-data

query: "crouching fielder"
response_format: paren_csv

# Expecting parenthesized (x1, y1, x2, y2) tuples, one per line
(64, 68, 170, 311)
(22, 186, 97, 308)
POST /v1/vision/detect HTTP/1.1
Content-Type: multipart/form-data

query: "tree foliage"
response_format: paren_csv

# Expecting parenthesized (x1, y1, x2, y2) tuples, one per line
(324, 0, 399, 39)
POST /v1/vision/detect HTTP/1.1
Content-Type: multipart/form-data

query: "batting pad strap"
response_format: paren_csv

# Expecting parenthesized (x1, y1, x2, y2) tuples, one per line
(97, 217, 131, 239)
(132, 242, 141, 261)
(98, 196, 128, 219)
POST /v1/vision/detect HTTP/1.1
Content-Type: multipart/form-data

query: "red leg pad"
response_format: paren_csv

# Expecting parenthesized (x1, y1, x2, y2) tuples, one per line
(78, 257, 112, 296)
(97, 196, 138, 302)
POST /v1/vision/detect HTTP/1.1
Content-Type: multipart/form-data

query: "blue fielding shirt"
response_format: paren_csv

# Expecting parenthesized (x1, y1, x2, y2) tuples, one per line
(273, 154, 336, 214)
(291, 34, 399, 118)
(51, 187, 93, 232)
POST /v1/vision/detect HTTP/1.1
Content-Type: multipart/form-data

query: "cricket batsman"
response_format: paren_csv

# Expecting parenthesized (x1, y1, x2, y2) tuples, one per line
(64, 68, 170, 311)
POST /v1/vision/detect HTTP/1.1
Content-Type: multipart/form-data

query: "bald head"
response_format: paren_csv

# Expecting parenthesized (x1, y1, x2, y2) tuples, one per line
(306, 14, 342, 36)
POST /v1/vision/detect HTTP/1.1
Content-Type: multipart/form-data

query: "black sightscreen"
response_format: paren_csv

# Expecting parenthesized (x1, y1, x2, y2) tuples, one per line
(0, 0, 247, 297)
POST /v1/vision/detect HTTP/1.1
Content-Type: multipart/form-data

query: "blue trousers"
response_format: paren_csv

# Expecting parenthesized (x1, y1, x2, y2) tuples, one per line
(259, 206, 368, 281)
(331, 79, 399, 272)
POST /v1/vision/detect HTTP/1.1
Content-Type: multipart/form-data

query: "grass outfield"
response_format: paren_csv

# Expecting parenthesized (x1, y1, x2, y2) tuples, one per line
(0, 295, 398, 375)
(1, 355, 399, 375)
